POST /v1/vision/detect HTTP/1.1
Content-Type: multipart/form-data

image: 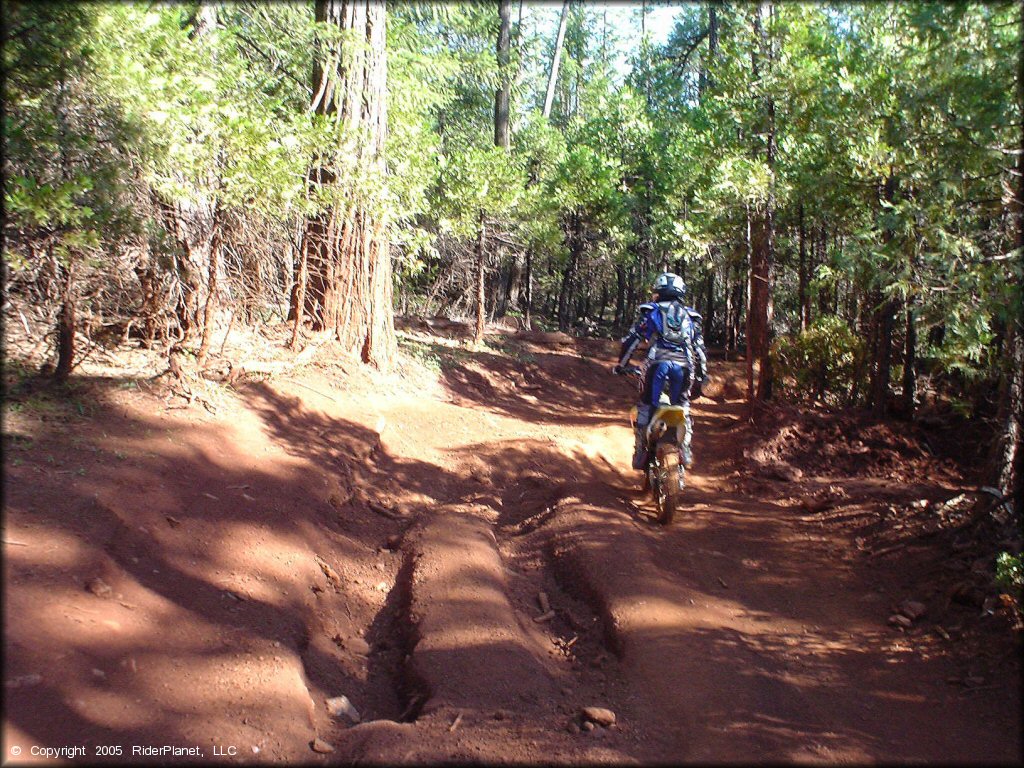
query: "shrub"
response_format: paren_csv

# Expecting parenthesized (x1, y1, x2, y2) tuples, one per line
(773, 316, 866, 407)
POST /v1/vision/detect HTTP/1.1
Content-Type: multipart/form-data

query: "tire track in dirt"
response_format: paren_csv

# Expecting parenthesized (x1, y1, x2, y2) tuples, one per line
(538, 358, 1020, 764)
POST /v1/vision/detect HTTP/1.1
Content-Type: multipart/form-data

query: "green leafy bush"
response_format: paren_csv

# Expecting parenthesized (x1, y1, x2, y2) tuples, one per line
(995, 552, 1023, 597)
(772, 316, 867, 407)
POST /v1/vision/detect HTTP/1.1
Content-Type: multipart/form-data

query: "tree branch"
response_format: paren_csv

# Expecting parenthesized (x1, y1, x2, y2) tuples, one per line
(233, 31, 311, 97)
(669, 26, 711, 80)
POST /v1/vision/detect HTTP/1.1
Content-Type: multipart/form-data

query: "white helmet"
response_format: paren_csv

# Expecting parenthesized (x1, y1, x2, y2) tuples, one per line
(652, 272, 686, 301)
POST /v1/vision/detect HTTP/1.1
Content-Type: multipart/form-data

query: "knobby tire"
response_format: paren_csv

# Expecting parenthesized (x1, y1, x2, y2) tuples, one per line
(653, 442, 680, 526)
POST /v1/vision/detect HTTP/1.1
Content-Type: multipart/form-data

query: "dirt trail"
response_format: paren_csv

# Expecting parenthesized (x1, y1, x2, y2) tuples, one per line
(3, 327, 1020, 764)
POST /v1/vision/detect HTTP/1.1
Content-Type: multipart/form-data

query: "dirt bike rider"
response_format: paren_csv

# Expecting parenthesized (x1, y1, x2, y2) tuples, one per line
(612, 272, 708, 471)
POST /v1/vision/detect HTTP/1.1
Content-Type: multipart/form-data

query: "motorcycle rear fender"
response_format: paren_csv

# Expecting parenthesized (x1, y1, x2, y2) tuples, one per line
(651, 405, 687, 428)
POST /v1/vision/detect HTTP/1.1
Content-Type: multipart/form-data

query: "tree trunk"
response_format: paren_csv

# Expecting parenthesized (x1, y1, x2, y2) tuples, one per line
(543, 0, 570, 119)
(755, 1, 776, 402)
(902, 304, 917, 416)
(494, 0, 512, 148)
(871, 175, 898, 417)
(134, 252, 161, 347)
(747, 2, 776, 407)
(54, 257, 75, 383)
(524, 248, 533, 327)
(703, 266, 714, 340)
(302, 0, 395, 369)
(557, 214, 582, 331)
(503, 251, 524, 316)
(699, 1, 719, 96)
(724, 259, 735, 356)
(290, 227, 310, 350)
(798, 201, 808, 332)
(474, 212, 487, 345)
(816, 226, 830, 317)
(999, 0, 1024, 511)
(614, 264, 626, 329)
(196, 206, 223, 367)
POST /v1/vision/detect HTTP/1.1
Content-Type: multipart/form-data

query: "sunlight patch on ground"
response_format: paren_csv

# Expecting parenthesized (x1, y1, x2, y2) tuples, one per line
(3, 528, 89, 568)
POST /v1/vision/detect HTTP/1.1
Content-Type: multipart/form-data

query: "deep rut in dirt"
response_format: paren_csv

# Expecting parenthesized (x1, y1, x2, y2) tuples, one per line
(4, 331, 1020, 764)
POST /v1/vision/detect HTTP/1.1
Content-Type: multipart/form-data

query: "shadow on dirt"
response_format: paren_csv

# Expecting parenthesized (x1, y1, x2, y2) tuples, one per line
(2, 370, 636, 757)
(400, 336, 626, 429)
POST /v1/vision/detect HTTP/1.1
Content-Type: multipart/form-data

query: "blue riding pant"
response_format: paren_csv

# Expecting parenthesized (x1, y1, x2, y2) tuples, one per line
(642, 360, 690, 407)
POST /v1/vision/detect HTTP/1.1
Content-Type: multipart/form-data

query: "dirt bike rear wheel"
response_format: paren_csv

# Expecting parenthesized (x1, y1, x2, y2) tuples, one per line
(653, 442, 680, 525)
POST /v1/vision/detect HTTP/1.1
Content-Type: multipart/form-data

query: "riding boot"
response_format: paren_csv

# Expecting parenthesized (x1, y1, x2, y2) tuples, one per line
(682, 402, 694, 468)
(632, 428, 648, 470)
(632, 404, 651, 470)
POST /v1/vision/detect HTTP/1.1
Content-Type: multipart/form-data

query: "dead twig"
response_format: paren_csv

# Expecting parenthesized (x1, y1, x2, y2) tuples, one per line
(282, 378, 338, 402)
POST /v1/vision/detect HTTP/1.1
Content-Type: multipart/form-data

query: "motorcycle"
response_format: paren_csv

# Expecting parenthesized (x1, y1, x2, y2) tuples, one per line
(620, 365, 689, 525)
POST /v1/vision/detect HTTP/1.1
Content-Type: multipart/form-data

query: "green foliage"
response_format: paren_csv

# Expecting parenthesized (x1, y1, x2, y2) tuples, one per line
(772, 316, 867, 406)
(2, 0, 1019, 433)
(995, 552, 1024, 598)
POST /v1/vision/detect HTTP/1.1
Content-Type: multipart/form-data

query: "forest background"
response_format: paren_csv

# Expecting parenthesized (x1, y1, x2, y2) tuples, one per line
(2, 2, 1022, 568)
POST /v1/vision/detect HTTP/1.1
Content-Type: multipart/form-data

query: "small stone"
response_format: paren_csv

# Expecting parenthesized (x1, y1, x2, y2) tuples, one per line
(385, 534, 401, 551)
(912, 499, 928, 509)
(375, 581, 389, 592)
(326, 695, 361, 723)
(346, 637, 371, 655)
(92, 668, 106, 679)
(311, 738, 334, 754)
(888, 614, 912, 628)
(899, 600, 927, 621)
(493, 709, 506, 721)
(566, 721, 581, 734)
(86, 577, 113, 598)
(581, 721, 595, 732)
(5, 674, 42, 688)
(251, 746, 260, 755)
(581, 706, 616, 727)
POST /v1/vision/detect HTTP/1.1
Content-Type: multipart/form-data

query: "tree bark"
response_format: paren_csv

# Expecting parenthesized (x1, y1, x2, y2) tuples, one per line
(699, 1, 719, 96)
(494, 0, 512, 148)
(703, 266, 714, 341)
(196, 205, 223, 367)
(302, 0, 395, 369)
(524, 248, 533, 327)
(747, 2, 776, 407)
(798, 201, 808, 332)
(543, 0, 570, 119)
(999, 0, 1024, 512)
(902, 304, 917, 416)
(871, 175, 898, 417)
(290, 227, 310, 350)
(474, 212, 487, 345)
(614, 264, 626, 329)
(557, 213, 582, 331)
(54, 257, 75, 383)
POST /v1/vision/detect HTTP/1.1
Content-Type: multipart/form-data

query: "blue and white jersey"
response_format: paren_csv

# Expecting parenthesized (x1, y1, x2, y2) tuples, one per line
(618, 300, 706, 372)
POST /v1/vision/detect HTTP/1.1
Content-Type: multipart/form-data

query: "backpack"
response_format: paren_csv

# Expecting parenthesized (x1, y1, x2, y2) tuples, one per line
(655, 300, 690, 348)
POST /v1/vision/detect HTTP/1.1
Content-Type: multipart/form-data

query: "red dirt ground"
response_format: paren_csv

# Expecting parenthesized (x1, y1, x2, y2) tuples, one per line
(3, 318, 1021, 764)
